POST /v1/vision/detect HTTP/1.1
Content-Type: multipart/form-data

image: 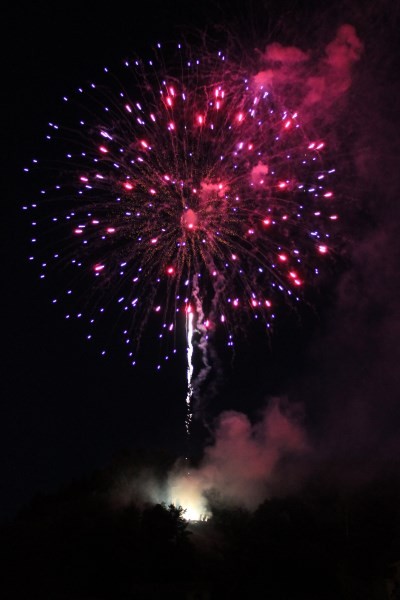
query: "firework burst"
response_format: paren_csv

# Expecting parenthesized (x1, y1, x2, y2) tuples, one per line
(23, 42, 336, 379)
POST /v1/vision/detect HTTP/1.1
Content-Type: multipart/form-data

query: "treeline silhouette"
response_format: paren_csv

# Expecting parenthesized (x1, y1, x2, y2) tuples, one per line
(1, 449, 400, 599)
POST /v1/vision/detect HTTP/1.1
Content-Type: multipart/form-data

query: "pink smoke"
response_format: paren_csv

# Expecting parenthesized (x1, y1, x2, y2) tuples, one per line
(254, 25, 363, 115)
(169, 399, 309, 512)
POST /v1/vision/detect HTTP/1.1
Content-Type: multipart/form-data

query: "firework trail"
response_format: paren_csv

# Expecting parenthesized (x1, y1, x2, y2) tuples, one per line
(185, 304, 194, 433)
(23, 41, 336, 424)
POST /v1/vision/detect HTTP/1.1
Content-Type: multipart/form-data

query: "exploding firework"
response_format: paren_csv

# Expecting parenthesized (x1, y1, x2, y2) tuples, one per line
(23, 42, 336, 393)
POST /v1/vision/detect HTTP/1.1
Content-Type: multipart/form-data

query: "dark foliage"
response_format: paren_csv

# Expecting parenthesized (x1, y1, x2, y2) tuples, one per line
(1, 457, 400, 600)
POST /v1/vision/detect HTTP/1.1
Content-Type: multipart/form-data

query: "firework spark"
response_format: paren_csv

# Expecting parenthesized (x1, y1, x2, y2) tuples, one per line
(23, 42, 336, 395)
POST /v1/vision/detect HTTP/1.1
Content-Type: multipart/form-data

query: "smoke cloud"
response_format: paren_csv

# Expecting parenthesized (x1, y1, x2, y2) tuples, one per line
(168, 399, 309, 517)
(284, 3, 400, 483)
(109, 400, 309, 518)
(253, 24, 363, 119)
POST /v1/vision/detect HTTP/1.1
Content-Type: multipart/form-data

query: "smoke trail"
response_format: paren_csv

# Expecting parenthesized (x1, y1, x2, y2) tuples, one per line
(191, 275, 212, 414)
(184, 275, 212, 432)
(185, 305, 194, 433)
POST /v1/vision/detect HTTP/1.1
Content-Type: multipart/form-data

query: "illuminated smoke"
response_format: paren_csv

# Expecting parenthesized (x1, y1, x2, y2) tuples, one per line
(109, 399, 308, 520)
(181, 208, 198, 230)
(254, 24, 363, 117)
(167, 399, 309, 518)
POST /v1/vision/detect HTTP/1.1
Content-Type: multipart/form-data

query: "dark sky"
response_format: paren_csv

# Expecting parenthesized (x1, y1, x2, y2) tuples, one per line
(3, 0, 283, 519)
(3, 0, 400, 520)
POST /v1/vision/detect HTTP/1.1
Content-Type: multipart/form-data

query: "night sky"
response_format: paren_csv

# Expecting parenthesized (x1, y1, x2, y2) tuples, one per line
(3, 0, 400, 520)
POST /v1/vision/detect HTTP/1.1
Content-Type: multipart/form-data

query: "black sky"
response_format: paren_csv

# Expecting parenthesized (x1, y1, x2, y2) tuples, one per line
(3, 0, 276, 519)
(3, 0, 400, 520)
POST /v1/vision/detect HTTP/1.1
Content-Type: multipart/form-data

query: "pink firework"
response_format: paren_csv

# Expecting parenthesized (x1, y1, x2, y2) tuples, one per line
(24, 43, 337, 368)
